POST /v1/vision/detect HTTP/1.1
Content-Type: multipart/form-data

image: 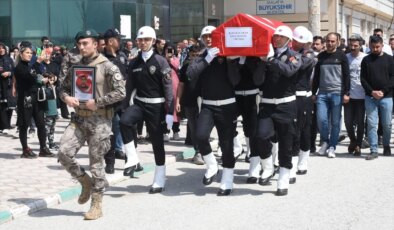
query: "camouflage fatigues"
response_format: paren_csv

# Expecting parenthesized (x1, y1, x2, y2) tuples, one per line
(45, 115, 56, 145)
(58, 53, 126, 193)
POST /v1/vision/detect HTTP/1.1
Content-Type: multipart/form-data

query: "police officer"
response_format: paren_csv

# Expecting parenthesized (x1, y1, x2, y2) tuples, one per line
(119, 26, 173, 194)
(58, 29, 126, 220)
(102, 28, 128, 174)
(186, 26, 240, 196)
(290, 27, 316, 182)
(254, 25, 302, 196)
(231, 56, 262, 182)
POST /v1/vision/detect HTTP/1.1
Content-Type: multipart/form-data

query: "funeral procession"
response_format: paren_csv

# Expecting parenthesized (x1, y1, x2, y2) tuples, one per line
(0, 0, 393, 229)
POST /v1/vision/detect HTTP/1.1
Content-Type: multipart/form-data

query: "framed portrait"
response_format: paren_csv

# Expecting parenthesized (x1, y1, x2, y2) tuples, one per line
(72, 66, 96, 102)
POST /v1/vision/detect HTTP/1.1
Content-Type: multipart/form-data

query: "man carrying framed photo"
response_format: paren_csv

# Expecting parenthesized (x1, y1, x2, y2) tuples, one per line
(58, 29, 126, 220)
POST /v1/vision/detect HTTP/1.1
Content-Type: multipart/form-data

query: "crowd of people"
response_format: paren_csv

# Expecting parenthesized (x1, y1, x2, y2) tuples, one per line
(0, 23, 393, 220)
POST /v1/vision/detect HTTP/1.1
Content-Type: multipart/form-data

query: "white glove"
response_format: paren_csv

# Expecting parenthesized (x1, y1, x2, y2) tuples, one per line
(267, 44, 275, 59)
(239, 56, 246, 65)
(205, 47, 220, 63)
(165, 114, 174, 130)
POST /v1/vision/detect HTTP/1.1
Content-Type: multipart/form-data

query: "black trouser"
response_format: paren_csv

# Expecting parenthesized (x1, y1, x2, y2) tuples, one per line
(7, 109, 13, 127)
(235, 94, 258, 155)
(310, 103, 318, 150)
(137, 120, 144, 136)
(195, 103, 238, 168)
(17, 96, 47, 149)
(256, 101, 297, 169)
(120, 100, 166, 166)
(185, 106, 199, 153)
(105, 110, 122, 166)
(344, 98, 365, 147)
(0, 103, 10, 130)
(292, 96, 312, 155)
(58, 98, 69, 118)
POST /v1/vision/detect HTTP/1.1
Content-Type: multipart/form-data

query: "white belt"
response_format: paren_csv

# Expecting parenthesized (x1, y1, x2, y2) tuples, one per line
(135, 96, 165, 104)
(260, 95, 296, 105)
(235, 89, 260, 96)
(202, 98, 236, 106)
(296, 91, 312, 97)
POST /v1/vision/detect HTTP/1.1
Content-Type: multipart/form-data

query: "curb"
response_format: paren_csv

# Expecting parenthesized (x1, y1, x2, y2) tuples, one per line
(0, 147, 195, 225)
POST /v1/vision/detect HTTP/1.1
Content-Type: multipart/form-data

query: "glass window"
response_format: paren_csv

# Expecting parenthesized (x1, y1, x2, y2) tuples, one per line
(12, 0, 49, 38)
(50, 0, 113, 46)
(170, 0, 204, 42)
(0, 0, 11, 46)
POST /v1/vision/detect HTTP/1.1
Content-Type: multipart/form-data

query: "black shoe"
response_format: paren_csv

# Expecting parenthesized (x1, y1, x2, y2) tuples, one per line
(62, 115, 70, 119)
(296, 170, 307, 175)
(353, 146, 361, 156)
(115, 150, 126, 160)
(365, 152, 378, 160)
(20, 147, 37, 159)
(105, 164, 115, 174)
(383, 146, 391, 156)
(149, 187, 164, 194)
(289, 177, 296, 184)
(39, 147, 55, 157)
(203, 170, 218, 185)
(48, 143, 59, 150)
(137, 137, 148, 145)
(246, 177, 258, 184)
(275, 188, 288, 196)
(338, 134, 346, 143)
(348, 141, 356, 154)
(258, 175, 273, 186)
(123, 163, 144, 177)
(217, 189, 232, 196)
(310, 146, 316, 154)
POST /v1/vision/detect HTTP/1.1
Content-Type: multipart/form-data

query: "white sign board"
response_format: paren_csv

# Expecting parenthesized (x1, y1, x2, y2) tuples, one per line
(257, 0, 295, 15)
(225, 27, 253, 48)
(120, 15, 131, 39)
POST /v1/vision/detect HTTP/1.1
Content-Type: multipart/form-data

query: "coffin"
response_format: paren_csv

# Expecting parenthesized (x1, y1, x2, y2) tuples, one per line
(211, 13, 284, 57)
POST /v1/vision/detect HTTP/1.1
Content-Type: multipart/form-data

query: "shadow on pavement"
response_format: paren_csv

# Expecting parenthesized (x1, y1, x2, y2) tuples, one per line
(28, 208, 84, 217)
(0, 152, 19, 159)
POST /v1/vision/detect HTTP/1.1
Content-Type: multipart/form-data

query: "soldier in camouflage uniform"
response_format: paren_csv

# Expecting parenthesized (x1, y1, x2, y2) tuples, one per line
(58, 29, 126, 220)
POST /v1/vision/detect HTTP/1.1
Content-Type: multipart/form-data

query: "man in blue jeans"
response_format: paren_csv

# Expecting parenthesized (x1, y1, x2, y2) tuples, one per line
(312, 32, 350, 158)
(361, 35, 394, 160)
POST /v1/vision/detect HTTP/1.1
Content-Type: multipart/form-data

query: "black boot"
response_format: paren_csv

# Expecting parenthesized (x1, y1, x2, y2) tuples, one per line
(39, 147, 55, 157)
(123, 163, 144, 177)
(383, 146, 391, 156)
(105, 164, 115, 174)
(21, 147, 38, 158)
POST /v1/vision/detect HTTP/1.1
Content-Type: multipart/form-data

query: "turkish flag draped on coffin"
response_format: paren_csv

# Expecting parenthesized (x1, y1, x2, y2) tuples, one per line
(211, 13, 284, 57)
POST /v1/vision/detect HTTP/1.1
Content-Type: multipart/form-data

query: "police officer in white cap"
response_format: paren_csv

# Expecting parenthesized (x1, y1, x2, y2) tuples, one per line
(120, 26, 173, 194)
(290, 26, 317, 182)
(187, 25, 240, 196)
(254, 25, 302, 196)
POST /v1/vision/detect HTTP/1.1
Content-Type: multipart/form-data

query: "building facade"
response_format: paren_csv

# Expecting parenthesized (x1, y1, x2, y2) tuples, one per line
(1, 0, 393, 48)
(224, 0, 394, 41)
(0, 0, 224, 47)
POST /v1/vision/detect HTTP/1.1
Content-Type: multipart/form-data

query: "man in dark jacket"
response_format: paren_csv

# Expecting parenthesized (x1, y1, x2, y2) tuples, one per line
(361, 35, 394, 159)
